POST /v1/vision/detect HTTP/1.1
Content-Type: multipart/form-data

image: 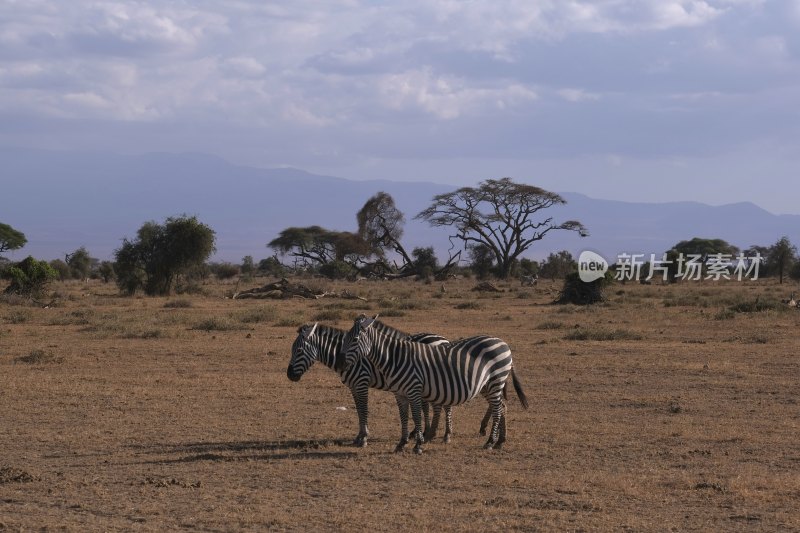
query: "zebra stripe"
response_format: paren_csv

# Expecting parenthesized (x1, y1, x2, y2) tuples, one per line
(287, 321, 454, 447)
(337, 314, 528, 453)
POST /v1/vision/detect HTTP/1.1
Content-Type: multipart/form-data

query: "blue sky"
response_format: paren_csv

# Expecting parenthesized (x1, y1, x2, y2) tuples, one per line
(2, 0, 799, 214)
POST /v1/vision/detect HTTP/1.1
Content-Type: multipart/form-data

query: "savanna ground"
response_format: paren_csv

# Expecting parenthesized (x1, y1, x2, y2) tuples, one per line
(1, 275, 799, 532)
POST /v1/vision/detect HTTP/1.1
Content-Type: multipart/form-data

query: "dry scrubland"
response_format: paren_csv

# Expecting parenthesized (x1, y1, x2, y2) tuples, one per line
(1, 276, 799, 531)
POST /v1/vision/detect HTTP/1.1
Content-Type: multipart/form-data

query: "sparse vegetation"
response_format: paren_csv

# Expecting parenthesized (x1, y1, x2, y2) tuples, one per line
(563, 328, 643, 341)
(163, 299, 193, 308)
(1, 276, 798, 531)
(15, 349, 63, 364)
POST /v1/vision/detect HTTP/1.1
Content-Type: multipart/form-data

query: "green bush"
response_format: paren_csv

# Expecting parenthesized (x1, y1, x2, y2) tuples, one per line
(319, 260, 356, 280)
(555, 271, 613, 305)
(2, 256, 58, 297)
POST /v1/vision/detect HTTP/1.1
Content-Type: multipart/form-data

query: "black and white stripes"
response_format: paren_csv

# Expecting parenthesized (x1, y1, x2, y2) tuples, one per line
(287, 321, 453, 447)
(336, 314, 528, 454)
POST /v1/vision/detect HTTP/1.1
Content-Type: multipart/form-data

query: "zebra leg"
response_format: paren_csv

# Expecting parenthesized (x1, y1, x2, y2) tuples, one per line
(443, 406, 453, 444)
(424, 404, 442, 441)
(483, 392, 504, 450)
(479, 404, 492, 436)
(393, 395, 410, 453)
(350, 385, 369, 447)
(422, 401, 431, 437)
(495, 401, 507, 449)
(409, 391, 425, 455)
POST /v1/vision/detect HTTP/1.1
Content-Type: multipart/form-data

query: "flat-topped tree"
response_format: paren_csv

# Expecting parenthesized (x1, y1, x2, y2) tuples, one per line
(416, 178, 587, 279)
(0, 223, 27, 255)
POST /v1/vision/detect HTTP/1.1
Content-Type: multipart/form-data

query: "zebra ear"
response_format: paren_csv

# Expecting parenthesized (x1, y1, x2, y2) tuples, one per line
(302, 323, 318, 339)
(363, 314, 379, 329)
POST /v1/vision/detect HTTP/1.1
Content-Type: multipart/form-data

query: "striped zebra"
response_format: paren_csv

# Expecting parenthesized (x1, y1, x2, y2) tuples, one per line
(287, 321, 454, 447)
(335, 314, 528, 454)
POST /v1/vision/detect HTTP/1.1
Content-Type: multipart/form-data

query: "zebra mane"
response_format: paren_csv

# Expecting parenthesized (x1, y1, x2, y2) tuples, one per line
(371, 319, 411, 340)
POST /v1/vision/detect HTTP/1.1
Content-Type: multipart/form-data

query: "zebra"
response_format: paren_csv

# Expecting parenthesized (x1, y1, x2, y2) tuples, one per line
(520, 274, 538, 286)
(287, 321, 455, 447)
(336, 314, 528, 454)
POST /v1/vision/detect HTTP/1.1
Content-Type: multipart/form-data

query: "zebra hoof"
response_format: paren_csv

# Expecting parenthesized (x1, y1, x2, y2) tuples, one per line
(394, 444, 406, 453)
(483, 440, 495, 450)
(413, 446, 423, 455)
(443, 434, 451, 444)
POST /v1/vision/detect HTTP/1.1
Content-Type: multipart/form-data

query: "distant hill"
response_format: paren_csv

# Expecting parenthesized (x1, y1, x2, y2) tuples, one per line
(3, 147, 799, 264)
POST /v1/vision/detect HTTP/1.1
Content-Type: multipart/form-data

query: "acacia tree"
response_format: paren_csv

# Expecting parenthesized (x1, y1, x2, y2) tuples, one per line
(356, 192, 461, 279)
(416, 178, 587, 279)
(114, 215, 216, 296)
(664, 237, 740, 282)
(268, 226, 370, 273)
(0, 223, 27, 255)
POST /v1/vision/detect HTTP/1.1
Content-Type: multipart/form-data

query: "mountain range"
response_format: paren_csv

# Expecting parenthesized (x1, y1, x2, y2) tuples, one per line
(3, 147, 799, 265)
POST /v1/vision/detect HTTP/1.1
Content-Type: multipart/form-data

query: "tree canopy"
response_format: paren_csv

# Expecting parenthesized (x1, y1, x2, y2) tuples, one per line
(114, 215, 216, 296)
(268, 226, 370, 269)
(670, 237, 740, 257)
(416, 178, 587, 278)
(357, 192, 405, 258)
(0, 223, 27, 254)
(767, 236, 797, 284)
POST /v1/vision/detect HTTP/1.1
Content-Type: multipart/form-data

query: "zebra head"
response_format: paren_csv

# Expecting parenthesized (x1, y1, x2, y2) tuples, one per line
(335, 314, 377, 373)
(287, 323, 319, 382)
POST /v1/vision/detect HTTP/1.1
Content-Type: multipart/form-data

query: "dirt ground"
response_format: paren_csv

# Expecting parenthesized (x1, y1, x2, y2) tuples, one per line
(1, 276, 798, 531)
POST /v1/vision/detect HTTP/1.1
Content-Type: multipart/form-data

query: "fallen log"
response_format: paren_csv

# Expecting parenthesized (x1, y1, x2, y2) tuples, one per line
(233, 278, 367, 301)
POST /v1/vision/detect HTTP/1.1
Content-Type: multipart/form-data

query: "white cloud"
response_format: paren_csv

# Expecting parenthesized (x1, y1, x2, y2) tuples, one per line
(222, 56, 266, 78)
(557, 88, 601, 102)
(378, 68, 536, 119)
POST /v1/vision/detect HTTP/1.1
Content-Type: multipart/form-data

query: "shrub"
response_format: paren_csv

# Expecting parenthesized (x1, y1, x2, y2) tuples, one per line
(232, 305, 278, 324)
(555, 271, 613, 305)
(2, 256, 58, 297)
(313, 309, 344, 321)
(729, 299, 782, 313)
(319, 260, 356, 280)
(15, 349, 63, 364)
(564, 328, 642, 341)
(48, 259, 71, 281)
(211, 262, 240, 280)
(192, 317, 241, 331)
(163, 299, 193, 308)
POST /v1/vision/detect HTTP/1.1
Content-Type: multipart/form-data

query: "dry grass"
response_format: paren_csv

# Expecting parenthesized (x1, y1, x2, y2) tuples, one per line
(1, 277, 799, 531)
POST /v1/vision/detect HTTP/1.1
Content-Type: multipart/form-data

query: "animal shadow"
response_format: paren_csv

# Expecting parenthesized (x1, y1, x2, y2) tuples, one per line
(131, 438, 358, 464)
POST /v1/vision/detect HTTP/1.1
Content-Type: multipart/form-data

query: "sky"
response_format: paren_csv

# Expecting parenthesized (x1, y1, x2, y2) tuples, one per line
(2, 0, 800, 214)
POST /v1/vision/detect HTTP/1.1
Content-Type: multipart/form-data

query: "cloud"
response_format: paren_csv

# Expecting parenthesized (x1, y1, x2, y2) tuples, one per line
(0, 0, 797, 187)
(377, 67, 537, 119)
(557, 88, 601, 102)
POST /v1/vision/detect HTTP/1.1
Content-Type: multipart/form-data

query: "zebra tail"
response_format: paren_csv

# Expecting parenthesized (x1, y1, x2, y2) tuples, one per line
(511, 368, 529, 409)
